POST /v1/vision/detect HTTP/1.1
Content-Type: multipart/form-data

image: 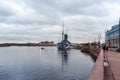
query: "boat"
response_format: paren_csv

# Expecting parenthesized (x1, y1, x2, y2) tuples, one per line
(57, 22, 71, 51)
(41, 47, 45, 50)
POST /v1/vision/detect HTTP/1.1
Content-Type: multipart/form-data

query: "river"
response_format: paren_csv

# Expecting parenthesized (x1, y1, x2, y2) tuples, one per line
(0, 46, 94, 80)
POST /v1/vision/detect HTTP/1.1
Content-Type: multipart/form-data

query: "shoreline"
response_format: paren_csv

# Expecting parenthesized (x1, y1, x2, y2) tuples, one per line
(0, 43, 57, 47)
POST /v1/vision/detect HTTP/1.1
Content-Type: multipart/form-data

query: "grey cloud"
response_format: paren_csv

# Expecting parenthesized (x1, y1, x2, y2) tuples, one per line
(0, 0, 110, 25)
(0, 0, 119, 43)
(24, 0, 108, 17)
(0, 6, 14, 17)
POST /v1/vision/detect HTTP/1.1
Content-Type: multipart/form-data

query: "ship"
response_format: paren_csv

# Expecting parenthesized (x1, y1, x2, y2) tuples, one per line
(57, 22, 71, 51)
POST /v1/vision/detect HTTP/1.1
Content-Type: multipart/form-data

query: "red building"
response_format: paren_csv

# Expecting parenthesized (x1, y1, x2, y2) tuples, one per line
(39, 41, 56, 46)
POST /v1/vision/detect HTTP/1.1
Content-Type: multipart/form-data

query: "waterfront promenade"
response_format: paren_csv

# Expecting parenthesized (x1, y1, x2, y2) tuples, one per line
(105, 51, 120, 80)
(87, 49, 120, 80)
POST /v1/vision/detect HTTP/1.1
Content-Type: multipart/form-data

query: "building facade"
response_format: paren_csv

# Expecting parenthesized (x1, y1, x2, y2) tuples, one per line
(105, 25, 119, 48)
(39, 41, 56, 46)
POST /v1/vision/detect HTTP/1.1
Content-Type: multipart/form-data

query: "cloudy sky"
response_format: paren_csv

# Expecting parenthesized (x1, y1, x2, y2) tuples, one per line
(0, 0, 120, 43)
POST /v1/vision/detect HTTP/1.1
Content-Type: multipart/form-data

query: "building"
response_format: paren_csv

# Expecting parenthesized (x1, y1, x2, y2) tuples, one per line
(105, 25, 119, 48)
(39, 41, 56, 46)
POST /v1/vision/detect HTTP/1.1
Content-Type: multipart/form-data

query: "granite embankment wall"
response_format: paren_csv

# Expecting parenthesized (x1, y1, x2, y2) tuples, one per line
(87, 50, 104, 80)
(81, 47, 100, 57)
(81, 47, 104, 80)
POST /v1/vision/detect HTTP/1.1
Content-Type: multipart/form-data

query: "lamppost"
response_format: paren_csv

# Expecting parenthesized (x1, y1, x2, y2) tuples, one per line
(98, 34, 101, 48)
(119, 18, 120, 52)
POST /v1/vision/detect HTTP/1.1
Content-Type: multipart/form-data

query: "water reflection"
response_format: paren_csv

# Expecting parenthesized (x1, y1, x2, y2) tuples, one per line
(58, 51, 69, 66)
(82, 52, 97, 62)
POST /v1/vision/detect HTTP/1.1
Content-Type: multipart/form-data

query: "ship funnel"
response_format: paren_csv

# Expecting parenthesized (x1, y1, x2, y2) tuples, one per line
(64, 34, 68, 40)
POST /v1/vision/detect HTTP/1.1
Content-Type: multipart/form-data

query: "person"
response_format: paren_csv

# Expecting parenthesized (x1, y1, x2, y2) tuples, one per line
(103, 45, 106, 52)
(106, 46, 108, 51)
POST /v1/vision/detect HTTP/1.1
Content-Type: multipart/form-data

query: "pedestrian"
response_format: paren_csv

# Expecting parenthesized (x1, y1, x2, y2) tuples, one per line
(103, 45, 106, 52)
(106, 46, 108, 51)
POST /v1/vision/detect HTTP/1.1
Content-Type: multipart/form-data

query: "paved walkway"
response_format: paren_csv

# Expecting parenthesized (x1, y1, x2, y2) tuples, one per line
(105, 51, 120, 80)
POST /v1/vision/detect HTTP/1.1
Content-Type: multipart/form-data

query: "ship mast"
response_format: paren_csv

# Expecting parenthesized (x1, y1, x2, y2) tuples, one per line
(62, 21, 64, 41)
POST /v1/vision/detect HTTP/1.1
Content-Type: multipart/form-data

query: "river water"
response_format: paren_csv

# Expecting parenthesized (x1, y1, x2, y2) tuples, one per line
(0, 46, 94, 80)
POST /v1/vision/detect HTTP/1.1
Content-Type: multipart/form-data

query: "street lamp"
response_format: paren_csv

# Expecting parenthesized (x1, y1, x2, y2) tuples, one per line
(98, 34, 101, 48)
(119, 18, 120, 52)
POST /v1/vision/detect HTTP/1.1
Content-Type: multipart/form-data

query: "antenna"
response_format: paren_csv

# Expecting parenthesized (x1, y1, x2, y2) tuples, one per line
(63, 21, 64, 33)
(66, 25, 68, 35)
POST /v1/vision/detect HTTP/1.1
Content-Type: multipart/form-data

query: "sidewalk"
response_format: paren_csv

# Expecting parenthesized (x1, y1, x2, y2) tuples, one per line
(105, 51, 120, 80)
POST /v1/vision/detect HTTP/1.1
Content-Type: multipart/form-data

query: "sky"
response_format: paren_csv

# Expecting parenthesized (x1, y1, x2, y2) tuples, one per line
(0, 0, 120, 43)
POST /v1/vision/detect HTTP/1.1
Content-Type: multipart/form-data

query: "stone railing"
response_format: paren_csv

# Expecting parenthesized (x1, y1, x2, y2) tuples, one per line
(87, 50, 104, 80)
